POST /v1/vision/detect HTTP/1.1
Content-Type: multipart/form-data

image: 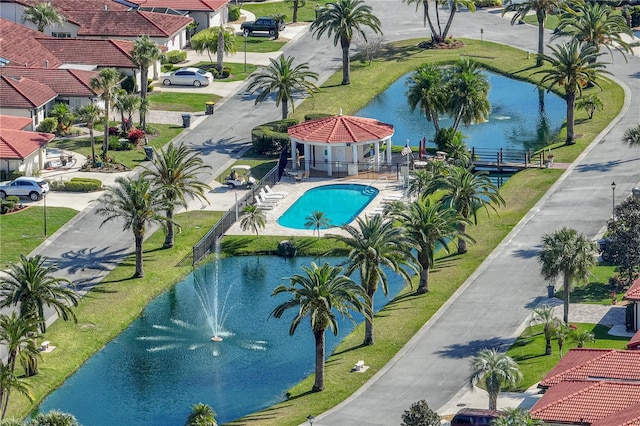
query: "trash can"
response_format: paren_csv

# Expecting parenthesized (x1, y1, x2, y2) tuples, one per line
(181, 114, 191, 128)
(633, 187, 640, 200)
(205, 102, 215, 115)
(144, 146, 154, 161)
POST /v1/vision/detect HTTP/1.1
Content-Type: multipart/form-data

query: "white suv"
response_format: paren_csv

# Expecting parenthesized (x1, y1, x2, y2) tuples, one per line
(0, 176, 50, 201)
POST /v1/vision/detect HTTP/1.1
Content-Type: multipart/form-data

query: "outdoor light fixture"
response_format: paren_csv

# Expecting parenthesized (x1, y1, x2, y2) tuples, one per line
(43, 191, 47, 236)
(307, 414, 315, 425)
(611, 182, 616, 221)
(244, 32, 248, 74)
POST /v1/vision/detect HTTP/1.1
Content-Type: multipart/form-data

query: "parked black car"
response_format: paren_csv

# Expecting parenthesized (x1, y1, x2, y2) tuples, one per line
(240, 17, 284, 36)
(450, 408, 503, 425)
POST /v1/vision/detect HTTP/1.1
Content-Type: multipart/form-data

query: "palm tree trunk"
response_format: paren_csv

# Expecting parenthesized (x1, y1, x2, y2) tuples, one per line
(537, 18, 545, 67)
(134, 232, 144, 278)
(563, 274, 570, 324)
(293, 0, 299, 23)
(340, 38, 351, 85)
(89, 127, 96, 167)
(103, 100, 110, 156)
(423, 0, 439, 41)
(282, 99, 288, 119)
(363, 287, 375, 346)
(312, 328, 325, 391)
(164, 207, 175, 248)
(140, 66, 149, 129)
(544, 325, 552, 355)
(1, 391, 10, 420)
(457, 222, 467, 254)
(488, 384, 498, 410)
(565, 92, 576, 144)
(442, 6, 456, 39)
(217, 29, 225, 72)
(417, 267, 430, 294)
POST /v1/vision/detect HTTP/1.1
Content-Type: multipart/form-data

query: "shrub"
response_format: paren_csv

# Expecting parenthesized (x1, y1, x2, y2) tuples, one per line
(220, 67, 231, 79)
(6, 196, 20, 204)
(108, 126, 120, 136)
(8, 171, 24, 180)
(162, 64, 174, 73)
(228, 6, 241, 21)
(474, 0, 501, 7)
(36, 118, 57, 134)
(251, 118, 299, 155)
(121, 76, 135, 94)
(108, 136, 133, 151)
(0, 199, 16, 214)
(162, 50, 187, 64)
(304, 113, 333, 121)
(144, 124, 159, 135)
(61, 177, 102, 192)
(128, 128, 145, 143)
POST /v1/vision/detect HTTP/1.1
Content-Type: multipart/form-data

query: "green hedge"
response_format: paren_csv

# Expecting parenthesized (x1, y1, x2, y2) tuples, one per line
(0, 196, 21, 214)
(229, 6, 241, 21)
(51, 177, 102, 192)
(304, 113, 333, 121)
(36, 118, 57, 134)
(162, 50, 187, 64)
(251, 118, 299, 155)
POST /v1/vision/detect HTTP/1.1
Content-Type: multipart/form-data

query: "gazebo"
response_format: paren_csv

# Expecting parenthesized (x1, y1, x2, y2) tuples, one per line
(287, 111, 394, 177)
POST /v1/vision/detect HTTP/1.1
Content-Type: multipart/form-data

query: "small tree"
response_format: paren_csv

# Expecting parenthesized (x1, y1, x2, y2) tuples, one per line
(623, 124, 640, 147)
(529, 305, 559, 355)
(75, 104, 103, 167)
(576, 94, 603, 119)
(401, 400, 441, 426)
(239, 205, 266, 237)
(555, 321, 570, 358)
(469, 348, 522, 411)
(22, 2, 64, 32)
(185, 403, 217, 426)
(569, 327, 595, 348)
(48, 103, 74, 136)
(304, 211, 331, 238)
(353, 32, 384, 65)
(604, 196, 640, 284)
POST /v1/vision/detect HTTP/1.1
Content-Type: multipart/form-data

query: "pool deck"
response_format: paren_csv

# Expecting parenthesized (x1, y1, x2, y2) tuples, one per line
(224, 177, 407, 237)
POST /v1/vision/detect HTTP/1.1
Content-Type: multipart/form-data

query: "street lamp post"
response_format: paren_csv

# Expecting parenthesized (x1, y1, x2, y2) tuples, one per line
(244, 33, 248, 74)
(306, 415, 315, 426)
(611, 182, 616, 221)
(43, 191, 47, 237)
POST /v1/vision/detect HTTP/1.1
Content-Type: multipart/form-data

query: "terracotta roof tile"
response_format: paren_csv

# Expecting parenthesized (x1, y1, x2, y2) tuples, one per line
(591, 404, 640, 426)
(0, 75, 58, 109)
(625, 277, 640, 301)
(628, 330, 640, 350)
(2, 67, 100, 96)
(0, 115, 33, 131)
(539, 349, 640, 388)
(531, 380, 640, 424)
(64, 9, 192, 37)
(0, 18, 62, 68)
(0, 129, 54, 160)
(288, 114, 394, 144)
(36, 38, 138, 68)
(130, 0, 230, 12)
(11, 0, 128, 11)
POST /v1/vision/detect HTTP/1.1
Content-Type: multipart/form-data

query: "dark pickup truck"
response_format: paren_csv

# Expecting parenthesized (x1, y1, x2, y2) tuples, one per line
(240, 17, 284, 36)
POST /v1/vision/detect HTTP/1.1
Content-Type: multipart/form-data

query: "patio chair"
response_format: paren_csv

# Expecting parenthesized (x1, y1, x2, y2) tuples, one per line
(258, 193, 279, 206)
(265, 185, 288, 196)
(259, 188, 284, 200)
(254, 196, 275, 210)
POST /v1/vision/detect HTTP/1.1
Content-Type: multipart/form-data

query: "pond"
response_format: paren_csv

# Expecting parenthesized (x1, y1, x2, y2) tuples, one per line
(356, 71, 565, 152)
(39, 256, 407, 425)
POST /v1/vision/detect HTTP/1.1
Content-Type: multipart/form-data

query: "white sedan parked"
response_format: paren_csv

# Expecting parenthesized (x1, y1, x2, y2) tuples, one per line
(161, 68, 213, 87)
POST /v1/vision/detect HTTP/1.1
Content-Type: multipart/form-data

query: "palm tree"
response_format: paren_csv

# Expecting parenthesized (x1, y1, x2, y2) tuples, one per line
(553, 1, 632, 62)
(0, 362, 33, 420)
(0, 255, 79, 334)
(271, 262, 370, 391)
(311, 0, 382, 85)
(247, 55, 319, 119)
(397, 198, 470, 294)
(502, 0, 564, 67)
(406, 169, 436, 198)
(328, 215, 418, 345)
(28, 410, 80, 426)
(90, 68, 122, 155)
(434, 166, 505, 254)
(239, 205, 266, 237)
(304, 211, 331, 238)
(143, 142, 212, 248)
(491, 408, 543, 426)
(185, 403, 217, 426)
(48, 103, 74, 136)
(535, 39, 610, 144)
(445, 59, 490, 132)
(286, 0, 302, 23)
(569, 327, 595, 348)
(469, 348, 522, 411)
(131, 35, 161, 130)
(529, 305, 559, 355)
(538, 227, 598, 324)
(95, 177, 169, 278)
(555, 321, 570, 357)
(406, 64, 445, 133)
(191, 26, 236, 72)
(403, 0, 475, 43)
(113, 91, 140, 133)
(623, 124, 640, 147)
(575, 94, 603, 119)
(191, 28, 217, 66)
(22, 2, 64, 32)
(0, 313, 40, 374)
(75, 104, 103, 167)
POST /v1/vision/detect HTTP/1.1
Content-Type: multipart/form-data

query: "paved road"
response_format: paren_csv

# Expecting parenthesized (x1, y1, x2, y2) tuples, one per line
(313, 3, 640, 425)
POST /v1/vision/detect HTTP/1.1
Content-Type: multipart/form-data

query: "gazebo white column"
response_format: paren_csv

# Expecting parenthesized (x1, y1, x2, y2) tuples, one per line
(352, 144, 358, 166)
(386, 138, 392, 165)
(304, 143, 310, 172)
(290, 138, 297, 171)
(374, 141, 380, 172)
(327, 147, 333, 176)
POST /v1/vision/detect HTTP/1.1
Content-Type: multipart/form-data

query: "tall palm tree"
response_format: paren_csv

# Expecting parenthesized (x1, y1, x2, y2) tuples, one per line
(95, 177, 169, 278)
(185, 403, 217, 426)
(0, 362, 33, 420)
(247, 55, 319, 119)
(48, 103, 74, 136)
(311, 0, 382, 85)
(406, 169, 436, 198)
(328, 215, 418, 345)
(469, 348, 522, 411)
(22, 2, 64, 32)
(304, 211, 331, 238)
(215, 25, 237, 72)
(0, 313, 40, 374)
(539, 227, 598, 324)
(75, 104, 104, 167)
(143, 142, 212, 248)
(396, 198, 470, 294)
(623, 124, 640, 147)
(271, 262, 370, 391)
(535, 39, 610, 144)
(113, 91, 140, 133)
(29, 410, 80, 426)
(445, 59, 490, 132)
(403, 0, 475, 43)
(529, 305, 559, 355)
(191, 28, 217, 66)
(406, 64, 445, 133)
(0, 255, 79, 334)
(502, 0, 564, 67)
(90, 68, 122, 155)
(239, 205, 266, 237)
(131, 35, 161, 130)
(553, 1, 632, 62)
(492, 408, 543, 426)
(434, 166, 505, 254)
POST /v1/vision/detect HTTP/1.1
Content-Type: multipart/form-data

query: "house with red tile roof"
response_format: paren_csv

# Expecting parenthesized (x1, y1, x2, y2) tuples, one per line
(0, 115, 55, 177)
(530, 349, 640, 425)
(0, 17, 62, 68)
(0, 75, 58, 128)
(624, 277, 640, 350)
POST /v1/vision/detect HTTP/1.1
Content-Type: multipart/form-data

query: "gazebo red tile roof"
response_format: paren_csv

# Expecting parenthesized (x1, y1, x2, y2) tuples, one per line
(288, 114, 394, 144)
(0, 75, 57, 109)
(0, 129, 54, 160)
(128, 0, 230, 12)
(0, 115, 33, 131)
(625, 277, 640, 301)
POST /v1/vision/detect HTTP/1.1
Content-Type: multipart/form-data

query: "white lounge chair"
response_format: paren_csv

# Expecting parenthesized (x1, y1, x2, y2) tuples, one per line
(259, 188, 284, 200)
(258, 193, 280, 206)
(265, 185, 287, 196)
(254, 196, 275, 210)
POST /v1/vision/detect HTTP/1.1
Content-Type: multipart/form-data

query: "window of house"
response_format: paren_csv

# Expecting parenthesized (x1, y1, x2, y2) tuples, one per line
(52, 32, 72, 38)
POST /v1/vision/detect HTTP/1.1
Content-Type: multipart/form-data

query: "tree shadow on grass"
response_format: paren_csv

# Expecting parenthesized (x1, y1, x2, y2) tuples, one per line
(226, 404, 294, 424)
(572, 282, 610, 303)
(220, 236, 253, 254)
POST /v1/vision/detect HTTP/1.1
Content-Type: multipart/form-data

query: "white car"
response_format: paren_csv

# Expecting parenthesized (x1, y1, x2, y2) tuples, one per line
(0, 176, 50, 201)
(162, 68, 213, 87)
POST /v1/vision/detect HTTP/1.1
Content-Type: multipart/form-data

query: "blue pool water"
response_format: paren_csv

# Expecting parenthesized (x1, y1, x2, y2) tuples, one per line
(356, 71, 565, 152)
(277, 183, 379, 230)
(39, 256, 407, 425)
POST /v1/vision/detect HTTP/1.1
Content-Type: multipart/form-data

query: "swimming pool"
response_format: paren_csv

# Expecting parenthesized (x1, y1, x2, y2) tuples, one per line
(277, 183, 379, 230)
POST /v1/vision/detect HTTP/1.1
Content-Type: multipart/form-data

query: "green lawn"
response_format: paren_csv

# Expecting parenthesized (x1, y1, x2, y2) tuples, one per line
(147, 92, 222, 112)
(233, 35, 286, 52)
(190, 61, 259, 82)
(241, 2, 319, 23)
(0, 207, 78, 268)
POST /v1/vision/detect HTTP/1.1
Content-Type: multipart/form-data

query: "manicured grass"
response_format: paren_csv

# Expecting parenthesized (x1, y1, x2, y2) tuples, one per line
(190, 61, 259, 82)
(523, 14, 560, 30)
(0, 207, 78, 268)
(506, 323, 629, 390)
(6, 211, 224, 419)
(241, 2, 318, 23)
(48, 124, 184, 169)
(233, 35, 286, 52)
(147, 91, 222, 112)
(569, 264, 619, 304)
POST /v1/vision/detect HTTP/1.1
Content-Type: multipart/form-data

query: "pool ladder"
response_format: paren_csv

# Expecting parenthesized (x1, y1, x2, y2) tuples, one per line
(362, 176, 388, 195)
